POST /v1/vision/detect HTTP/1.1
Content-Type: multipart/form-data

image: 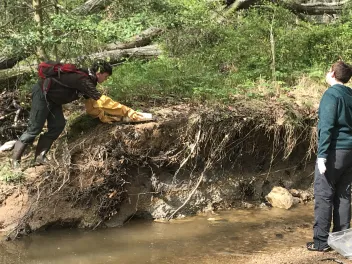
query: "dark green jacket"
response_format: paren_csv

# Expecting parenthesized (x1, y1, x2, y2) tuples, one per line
(318, 84, 352, 158)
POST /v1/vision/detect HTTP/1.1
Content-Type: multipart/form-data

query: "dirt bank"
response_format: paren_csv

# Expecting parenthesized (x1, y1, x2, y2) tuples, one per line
(0, 95, 318, 239)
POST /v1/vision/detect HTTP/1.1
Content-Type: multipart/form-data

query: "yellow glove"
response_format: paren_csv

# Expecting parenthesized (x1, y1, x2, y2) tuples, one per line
(85, 98, 121, 123)
(127, 109, 145, 121)
(85, 95, 143, 123)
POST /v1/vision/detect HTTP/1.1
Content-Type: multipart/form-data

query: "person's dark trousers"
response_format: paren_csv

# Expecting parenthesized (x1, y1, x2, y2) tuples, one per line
(16, 83, 66, 157)
(313, 149, 352, 250)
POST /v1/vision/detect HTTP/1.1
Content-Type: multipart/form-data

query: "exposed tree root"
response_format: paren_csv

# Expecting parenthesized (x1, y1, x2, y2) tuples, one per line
(1, 101, 319, 237)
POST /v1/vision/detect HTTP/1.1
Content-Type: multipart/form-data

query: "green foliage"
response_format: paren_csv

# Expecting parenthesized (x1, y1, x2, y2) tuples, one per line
(107, 55, 259, 104)
(1, 0, 212, 61)
(0, 163, 24, 183)
(102, 2, 352, 103)
(2, 0, 352, 101)
(2, 14, 148, 60)
(108, 0, 210, 28)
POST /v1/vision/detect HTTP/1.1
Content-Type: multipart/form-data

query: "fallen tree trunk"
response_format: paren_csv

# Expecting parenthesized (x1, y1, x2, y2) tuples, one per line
(227, 0, 259, 10)
(224, 0, 350, 15)
(81, 44, 161, 62)
(282, 1, 347, 15)
(0, 45, 162, 84)
(0, 55, 27, 70)
(72, 0, 113, 15)
(0, 26, 162, 71)
(105, 27, 163, 51)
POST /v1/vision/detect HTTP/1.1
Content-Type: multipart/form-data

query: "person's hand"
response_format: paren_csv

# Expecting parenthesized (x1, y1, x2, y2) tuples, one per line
(317, 158, 327, 174)
(128, 110, 145, 121)
(133, 112, 146, 121)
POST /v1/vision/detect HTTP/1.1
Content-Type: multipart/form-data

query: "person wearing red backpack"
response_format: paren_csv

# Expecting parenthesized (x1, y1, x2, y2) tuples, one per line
(12, 60, 142, 168)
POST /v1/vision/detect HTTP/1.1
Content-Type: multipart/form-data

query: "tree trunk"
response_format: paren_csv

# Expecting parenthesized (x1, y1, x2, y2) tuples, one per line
(105, 27, 163, 51)
(32, 0, 47, 60)
(0, 45, 162, 84)
(226, 0, 259, 10)
(3, 0, 8, 22)
(75, 44, 161, 64)
(225, 0, 349, 15)
(0, 56, 26, 70)
(53, 0, 60, 61)
(72, 0, 113, 15)
(282, 1, 346, 15)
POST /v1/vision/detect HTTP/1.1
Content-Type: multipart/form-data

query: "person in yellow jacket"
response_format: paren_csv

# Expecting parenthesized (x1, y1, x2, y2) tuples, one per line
(85, 95, 148, 123)
(12, 60, 148, 168)
(13, 60, 116, 167)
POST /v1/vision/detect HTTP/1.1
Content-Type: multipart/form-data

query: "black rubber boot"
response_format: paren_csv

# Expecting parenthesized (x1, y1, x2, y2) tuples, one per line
(12, 141, 28, 169)
(34, 136, 54, 165)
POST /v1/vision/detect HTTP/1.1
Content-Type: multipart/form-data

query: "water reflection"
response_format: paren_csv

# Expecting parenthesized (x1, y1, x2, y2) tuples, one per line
(0, 204, 314, 264)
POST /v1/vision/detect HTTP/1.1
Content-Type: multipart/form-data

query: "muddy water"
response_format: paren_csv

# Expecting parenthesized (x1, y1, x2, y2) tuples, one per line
(0, 204, 314, 264)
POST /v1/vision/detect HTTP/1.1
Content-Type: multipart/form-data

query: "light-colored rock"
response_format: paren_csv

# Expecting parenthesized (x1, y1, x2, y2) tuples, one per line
(241, 201, 255, 209)
(0, 140, 16, 152)
(259, 203, 268, 209)
(293, 197, 301, 205)
(207, 217, 224, 221)
(289, 188, 300, 197)
(300, 191, 313, 202)
(265, 186, 294, 209)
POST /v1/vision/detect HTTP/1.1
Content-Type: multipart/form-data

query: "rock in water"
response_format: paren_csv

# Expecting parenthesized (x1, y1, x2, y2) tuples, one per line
(265, 186, 294, 209)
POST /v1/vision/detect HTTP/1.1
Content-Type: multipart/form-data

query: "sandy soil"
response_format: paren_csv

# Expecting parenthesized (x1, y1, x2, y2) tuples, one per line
(182, 247, 352, 264)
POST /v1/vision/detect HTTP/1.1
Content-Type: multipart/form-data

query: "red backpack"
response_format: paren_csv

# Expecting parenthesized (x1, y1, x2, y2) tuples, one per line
(37, 61, 88, 94)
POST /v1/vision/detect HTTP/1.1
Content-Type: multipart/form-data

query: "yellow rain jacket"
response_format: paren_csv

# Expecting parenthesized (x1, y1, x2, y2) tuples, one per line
(85, 95, 140, 123)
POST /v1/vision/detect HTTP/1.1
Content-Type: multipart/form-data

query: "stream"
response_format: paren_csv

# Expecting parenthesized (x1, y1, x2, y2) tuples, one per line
(0, 204, 314, 264)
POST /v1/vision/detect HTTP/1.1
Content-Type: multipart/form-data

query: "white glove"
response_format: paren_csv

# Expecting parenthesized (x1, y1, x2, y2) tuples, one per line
(317, 158, 327, 174)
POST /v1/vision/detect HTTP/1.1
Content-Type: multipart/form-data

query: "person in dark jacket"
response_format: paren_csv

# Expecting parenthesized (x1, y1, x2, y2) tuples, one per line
(307, 61, 352, 252)
(12, 60, 133, 167)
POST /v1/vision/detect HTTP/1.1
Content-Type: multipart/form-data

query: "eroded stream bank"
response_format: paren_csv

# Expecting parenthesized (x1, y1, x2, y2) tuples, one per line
(0, 102, 317, 239)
